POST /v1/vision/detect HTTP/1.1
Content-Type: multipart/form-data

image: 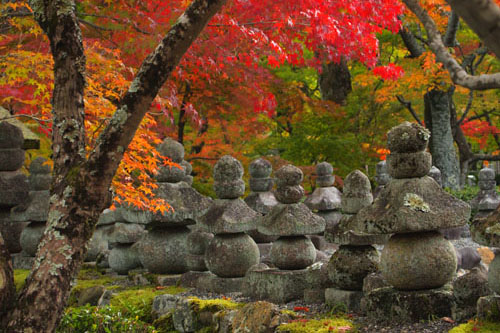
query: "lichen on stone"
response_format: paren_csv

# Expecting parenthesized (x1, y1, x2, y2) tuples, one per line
(403, 193, 430, 213)
(418, 127, 431, 141)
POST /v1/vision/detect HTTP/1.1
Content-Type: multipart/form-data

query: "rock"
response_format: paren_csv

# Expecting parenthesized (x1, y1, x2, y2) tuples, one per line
(428, 166, 442, 187)
(362, 284, 455, 323)
(386, 151, 432, 179)
(0, 221, 28, 253)
(347, 176, 471, 234)
(0, 149, 25, 171)
(108, 222, 145, 244)
(275, 164, 303, 186)
(259, 203, 325, 236)
(439, 225, 467, 240)
(196, 273, 246, 293)
(28, 174, 51, 191)
(231, 301, 280, 333)
(245, 192, 278, 215)
(137, 227, 190, 274)
(156, 165, 185, 183)
(488, 254, 500, 294)
(274, 185, 305, 204)
(325, 288, 363, 312)
(186, 228, 213, 255)
(108, 243, 141, 275)
(316, 162, 335, 187)
(341, 170, 373, 214)
(328, 215, 389, 245)
(270, 236, 316, 270)
(186, 254, 207, 271)
(97, 289, 113, 307)
(115, 206, 152, 225)
(77, 285, 106, 306)
(11, 190, 50, 222)
(213, 155, 244, 182)
(199, 198, 258, 234)
(249, 178, 273, 192)
(205, 233, 260, 277)
(213, 179, 245, 199)
(363, 272, 390, 294)
(476, 295, 500, 320)
(304, 187, 342, 211)
(97, 208, 120, 226)
(380, 231, 457, 290)
(182, 160, 192, 176)
(375, 160, 391, 186)
(29, 157, 52, 174)
(19, 221, 45, 256)
(0, 171, 29, 208)
(479, 167, 496, 181)
(244, 268, 309, 303)
(249, 158, 272, 178)
(327, 245, 379, 290)
(455, 247, 482, 270)
(152, 294, 181, 318)
(0, 122, 24, 149)
(157, 138, 184, 163)
(86, 225, 113, 262)
(453, 267, 491, 321)
(386, 121, 430, 153)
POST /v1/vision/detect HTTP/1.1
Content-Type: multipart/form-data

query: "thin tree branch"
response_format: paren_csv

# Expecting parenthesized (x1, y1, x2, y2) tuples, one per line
(444, 11, 459, 47)
(396, 95, 424, 126)
(456, 90, 474, 126)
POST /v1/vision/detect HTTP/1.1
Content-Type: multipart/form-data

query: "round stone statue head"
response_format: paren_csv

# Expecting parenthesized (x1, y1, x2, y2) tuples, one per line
(213, 155, 245, 199)
(342, 170, 373, 214)
(479, 166, 495, 181)
(249, 158, 273, 192)
(428, 166, 442, 187)
(387, 121, 430, 153)
(316, 162, 335, 187)
(375, 160, 390, 186)
(274, 164, 304, 204)
(157, 138, 184, 163)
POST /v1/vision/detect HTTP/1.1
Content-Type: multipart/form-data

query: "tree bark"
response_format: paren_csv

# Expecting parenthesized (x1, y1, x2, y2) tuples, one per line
(4, 0, 226, 332)
(0, 231, 15, 326)
(424, 89, 461, 189)
(399, 25, 424, 58)
(319, 59, 352, 105)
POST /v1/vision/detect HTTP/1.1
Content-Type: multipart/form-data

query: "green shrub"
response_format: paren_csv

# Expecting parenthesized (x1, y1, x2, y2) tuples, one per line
(445, 186, 480, 202)
(56, 305, 157, 333)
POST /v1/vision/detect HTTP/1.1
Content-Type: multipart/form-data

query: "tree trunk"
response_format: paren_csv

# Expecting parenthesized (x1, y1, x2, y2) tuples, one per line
(424, 88, 461, 189)
(4, 0, 226, 332)
(0, 231, 15, 326)
(319, 59, 352, 105)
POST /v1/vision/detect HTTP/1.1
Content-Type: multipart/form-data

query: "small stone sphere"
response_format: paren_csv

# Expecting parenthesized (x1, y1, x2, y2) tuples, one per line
(275, 185, 304, 204)
(387, 121, 430, 153)
(327, 245, 379, 290)
(137, 227, 190, 274)
(0, 149, 25, 171)
(249, 178, 273, 192)
(214, 155, 244, 182)
(186, 254, 208, 271)
(479, 180, 496, 190)
(156, 165, 186, 183)
(316, 162, 334, 176)
(270, 236, 316, 270)
(157, 138, 185, 163)
(381, 231, 457, 290)
(187, 229, 214, 255)
(386, 151, 432, 179)
(428, 166, 442, 186)
(0, 122, 24, 149)
(86, 225, 111, 262)
(19, 221, 45, 256)
(205, 233, 260, 278)
(316, 175, 335, 187)
(275, 164, 303, 187)
(249, 158, 272, 178)
(488, 254, 500, 293)
(247, 229, 278, 243)
(214, 179, 245, 199)
(182, 160, 193, 175)
(108, 244, 141, 275)
(479, 167, 495, 181)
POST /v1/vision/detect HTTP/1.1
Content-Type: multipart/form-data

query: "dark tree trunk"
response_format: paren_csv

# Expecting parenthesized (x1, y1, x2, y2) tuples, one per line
(399, 25, 425, 58)
(424, 88, 461, 189)
(4, 0, 226, 332)
(0, 231, 15, 325)
(319, 59, 352, 105)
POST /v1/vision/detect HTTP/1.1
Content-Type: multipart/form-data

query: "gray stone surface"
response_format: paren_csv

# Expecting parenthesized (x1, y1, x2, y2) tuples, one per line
(244, 192, 278, 215)
(0, 171, 29, 208)
(29, 157, 52, 174)
(186, 254, 207, 272)
(488, 254, 500, 294)
(341, 170, 373, 214)
(249, 158, 272, 178)
(386, 121, 430, 153)
(249, 178, 273, 192)
(476, 295, 500, 320)
(362, 272, 390, 294)
(244, 267, 310, 303)
(386, 151, 432, 179)
(479, 166, 496, 181)
(327, 245, 379, 290)
(259, 203, 325, 236)
(346, 176, 471, 234)
(11, 190, 50, 222)
(213, 155, 244, 182)
(156, 165, 185, 183)
(0, 220, 28, 253)
(152, 294, 181, 319)
(19, 221, 45, 256)
(305, 187, 342, 211)
(115, 206, 152, 225)
(316, 162, 335, 187)
(137, 227, 190, 274)
(275, 164, 303, 186)
(97, 208, 120, 226)
(205, 233, 259, 277)
(361, 284, 455, 323)
(275, 185, 304, 204)
(186, 228, 213, 255)
(12, 251, 34, 269)
(428, 166, 442, 187)
(456, 246, 482, 270)
(199, 198, 258, 234)
(327, 215, 389, 245)
(270, 236, 316, 270)
(0, 149, 25, 171)
(86, 224, 113, 262)
(108, 222, 145, 244)
(77, 286, 106, 307)
(28, 174, 51, 191)
(0, 113, 39, 149)
(157, 138, 184, 163)
(213, 179, 245, 199)
(0, 121, 24, 149)
(453, 267, 491, 321)
(375, 160, 391, 186)
(182, 160, 192, 176)
(196, 273, 246, 293)
(325, 288, 363, 312)
(381, 231, 457, 290)
(179, 271, 212, 288)
(108, 243, 141, 275)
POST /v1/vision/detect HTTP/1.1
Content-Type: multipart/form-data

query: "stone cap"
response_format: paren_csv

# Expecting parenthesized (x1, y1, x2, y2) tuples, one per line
(258, 203, 325, 236)
(304, 186, 341, 211)
(199, 198, 258, 234)
(387, 121, 430, 153)
(214, 155, 244, 182)
(249, 158, 272, 178)
(157, 138, 184, 163)
(346, 176, 470, 234)
(0, 108, 40, 149)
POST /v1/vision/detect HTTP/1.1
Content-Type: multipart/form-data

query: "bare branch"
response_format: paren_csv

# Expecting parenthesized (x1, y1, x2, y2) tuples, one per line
(443, 11, 459, 47)
(396, 95, 424, 126)
(403, 0, 500, 90)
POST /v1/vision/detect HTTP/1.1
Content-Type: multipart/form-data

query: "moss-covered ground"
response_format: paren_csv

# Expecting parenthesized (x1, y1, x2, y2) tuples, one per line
(449, 319, 500, 333)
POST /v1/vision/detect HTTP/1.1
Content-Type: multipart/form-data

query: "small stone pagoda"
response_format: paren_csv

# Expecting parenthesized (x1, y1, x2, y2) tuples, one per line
(374, 160, 391, 198)
(325, 170, 388, 311)
(244, 164, 325, 303)
(470, 166, 500, 210)
(345, 122, 470, 322)
(198, 155, 259, 292)
(137, 138, 211, 274)
(305, 162, 342, 235)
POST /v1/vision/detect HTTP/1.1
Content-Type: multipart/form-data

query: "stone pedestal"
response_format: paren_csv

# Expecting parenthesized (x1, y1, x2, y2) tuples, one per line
(197, 273, 246, 293)
(325, 288, 363, 312)
(361, 285, 456, 322)
(108, 220, 145, 275)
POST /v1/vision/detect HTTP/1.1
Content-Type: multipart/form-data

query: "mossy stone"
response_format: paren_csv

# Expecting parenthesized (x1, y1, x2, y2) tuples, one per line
(386, 151, 432, 178)
(270, 236, 316, 270)
(387, 121, 429, 153)
(249, 158, 272, 178)
(0, 122, 24, 149)
(213, 155, 243, 182)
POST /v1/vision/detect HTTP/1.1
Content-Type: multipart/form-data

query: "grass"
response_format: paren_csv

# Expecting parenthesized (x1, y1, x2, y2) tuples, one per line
(449, 319, 500, 333)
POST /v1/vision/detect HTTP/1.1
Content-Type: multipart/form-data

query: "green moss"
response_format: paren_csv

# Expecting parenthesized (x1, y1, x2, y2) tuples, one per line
(13, 269, 30, 292)
(277, 315, 356, 333)
(68, 270, 122, 306)
(187, 296, 245, 312)
(449, 320, 500, 333)
(152, 313, 176, 333)
(281, 309, 300, 318)
(110, 286, 185, 322)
